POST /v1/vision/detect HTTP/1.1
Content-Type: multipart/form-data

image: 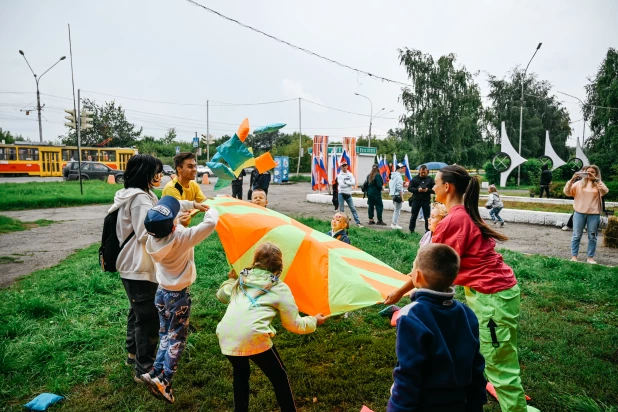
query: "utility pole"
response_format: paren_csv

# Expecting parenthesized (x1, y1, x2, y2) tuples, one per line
(354, 93, 373, 147)
(297, 98, 302, 175)
(206, 100, 210, 162)
(77, 89, 83, 195)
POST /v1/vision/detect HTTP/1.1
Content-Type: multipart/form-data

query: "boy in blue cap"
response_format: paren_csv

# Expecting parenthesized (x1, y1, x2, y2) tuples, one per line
(140, 196, 219, 403)
(388, 243, 486, 412)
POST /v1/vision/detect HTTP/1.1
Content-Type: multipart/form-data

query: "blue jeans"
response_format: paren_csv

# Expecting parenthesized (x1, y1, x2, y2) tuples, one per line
(338, 193, 361, 224)
(392, 200, 402, 225)
(490, 207, 504, 223)
(571, 212, 600, 258)
(153, 287, 191, 380)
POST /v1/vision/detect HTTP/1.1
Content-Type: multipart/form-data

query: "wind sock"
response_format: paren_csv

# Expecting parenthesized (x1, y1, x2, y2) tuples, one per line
(403, 154, 413, 182)
(204, 197, 410, 316)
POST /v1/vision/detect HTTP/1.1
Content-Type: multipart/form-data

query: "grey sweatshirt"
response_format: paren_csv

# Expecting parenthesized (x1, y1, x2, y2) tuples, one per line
(146, 209, 219, 291)
(337, 171, 356, 194)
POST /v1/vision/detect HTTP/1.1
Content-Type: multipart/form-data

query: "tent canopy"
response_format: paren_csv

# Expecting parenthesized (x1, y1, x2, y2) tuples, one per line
(417, 162, 448, 170)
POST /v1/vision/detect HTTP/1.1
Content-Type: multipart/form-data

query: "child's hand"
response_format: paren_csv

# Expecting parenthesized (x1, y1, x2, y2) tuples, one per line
(178, 211, 191, 227)
(383, 290, 404, 305)
(315, 314, 326, 325)
(193, 201, 210, 212)
(227, 269, 238, 279)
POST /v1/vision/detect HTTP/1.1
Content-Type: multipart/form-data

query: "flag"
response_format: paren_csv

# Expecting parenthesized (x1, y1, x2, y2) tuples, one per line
(339, 149, 351, 173)
(204, 197, 410, 316)
(392, 154, 397, 171)
(403, 154, 413, 182)
(331, 153, 338, 183)
(312, 156, 320, 190)
(316, 145, 328, 184)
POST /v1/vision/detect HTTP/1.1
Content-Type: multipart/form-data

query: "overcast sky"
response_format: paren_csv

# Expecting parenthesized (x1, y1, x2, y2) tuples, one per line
(1, 0, 616, 149)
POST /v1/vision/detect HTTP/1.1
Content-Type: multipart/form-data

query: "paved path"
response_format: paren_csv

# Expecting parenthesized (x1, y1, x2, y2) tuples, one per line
(1, 181, 617, 288)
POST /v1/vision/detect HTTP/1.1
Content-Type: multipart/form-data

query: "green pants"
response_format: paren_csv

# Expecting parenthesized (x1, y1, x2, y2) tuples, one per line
(465, 284, 535, 412)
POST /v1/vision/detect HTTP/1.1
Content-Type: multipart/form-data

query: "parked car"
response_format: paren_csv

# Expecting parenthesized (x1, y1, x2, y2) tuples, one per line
(65, 161, 124, 183)
(162, 165, 175, 176)
(196, 164, 213, 184)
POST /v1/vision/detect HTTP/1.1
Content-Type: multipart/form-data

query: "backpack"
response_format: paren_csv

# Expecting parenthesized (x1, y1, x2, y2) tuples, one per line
(361, 176, 369, 193)
(99, 209, 135, 272)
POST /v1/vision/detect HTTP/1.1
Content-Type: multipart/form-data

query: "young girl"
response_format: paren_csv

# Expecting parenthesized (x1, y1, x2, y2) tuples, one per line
(327, 211, 351, 244)
(216, 243, 326, 412)
(385, 165, 537, 412)
(418, 202, 448, 246)
(486, 184, 505, 226)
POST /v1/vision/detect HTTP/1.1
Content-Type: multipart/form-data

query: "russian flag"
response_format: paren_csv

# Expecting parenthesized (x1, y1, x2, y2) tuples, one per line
(338, 149, 351, 173)
(312, 156, 321, 190)
(392, 154, 397, 172)
(403, 154, 413, 182)
(317, 157, 328, 183)
(331, 154, 338, 182)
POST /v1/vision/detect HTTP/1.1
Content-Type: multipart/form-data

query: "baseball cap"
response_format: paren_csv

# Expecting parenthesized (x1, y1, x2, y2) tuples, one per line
(397, 162, 405, 169)
(340, 161, 348, 166)
(144, 196, 181, 238)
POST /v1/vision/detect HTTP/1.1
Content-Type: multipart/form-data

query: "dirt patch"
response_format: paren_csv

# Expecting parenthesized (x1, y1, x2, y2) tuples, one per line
(1, 180, 617, 288)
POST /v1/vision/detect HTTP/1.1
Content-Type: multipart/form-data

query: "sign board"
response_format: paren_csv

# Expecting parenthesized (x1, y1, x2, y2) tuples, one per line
(273, 156, 290, 183)
(175, 146, 181, 154)
(192, 137, 199, 148)
(307, 146, 376, 155)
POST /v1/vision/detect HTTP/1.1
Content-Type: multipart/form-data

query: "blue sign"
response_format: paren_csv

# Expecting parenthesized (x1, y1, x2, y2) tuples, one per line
(175, 146, 180, 154)
(273, 156, 290, 183)
(192, 137, 199, 148)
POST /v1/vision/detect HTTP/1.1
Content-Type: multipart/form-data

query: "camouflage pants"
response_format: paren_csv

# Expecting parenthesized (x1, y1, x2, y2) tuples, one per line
(153, 287, 191, 380)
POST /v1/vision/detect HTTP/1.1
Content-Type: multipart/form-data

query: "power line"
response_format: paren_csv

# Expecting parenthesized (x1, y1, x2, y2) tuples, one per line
(185, 0, 411, 88)
(301, 98, 399, 120)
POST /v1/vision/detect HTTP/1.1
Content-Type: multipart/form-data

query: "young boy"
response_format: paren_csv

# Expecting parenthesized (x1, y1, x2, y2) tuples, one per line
(388, 243, 486, 412)
(140, 196, 219, 403)
(251, 188, 268, 208)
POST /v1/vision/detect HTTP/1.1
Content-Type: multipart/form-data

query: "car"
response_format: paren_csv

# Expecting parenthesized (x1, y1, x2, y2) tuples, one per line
(65, 161, 124, 183)
(162, 165, 175, 176)
(197, 165, 213, 177)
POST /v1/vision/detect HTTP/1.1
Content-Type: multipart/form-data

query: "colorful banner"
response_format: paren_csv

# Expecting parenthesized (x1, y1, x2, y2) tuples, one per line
(312, 136, 329, 191)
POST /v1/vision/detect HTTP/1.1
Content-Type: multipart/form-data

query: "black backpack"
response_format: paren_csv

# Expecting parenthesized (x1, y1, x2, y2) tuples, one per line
(361, 177, 369, 193)
(99, 209, 135, 272)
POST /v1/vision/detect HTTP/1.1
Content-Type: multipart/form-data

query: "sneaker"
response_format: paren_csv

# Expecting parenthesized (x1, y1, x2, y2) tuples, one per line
(570, 256, 578, 262)
(140, 370, 158, 386)
(151, 376, 175, 404)
(356, 223, 363, 228)
(492, 221, 497, 225)
(587, 258, 597, 265)
(500, 222, 504, 227)
(368, 220, 376, 225)
(391, 224, 403, 230)
(140, 371, 164, 400)
(562, 226, 571, 231)
(376, 221, 387, 226)
(125, 354, 136, 367)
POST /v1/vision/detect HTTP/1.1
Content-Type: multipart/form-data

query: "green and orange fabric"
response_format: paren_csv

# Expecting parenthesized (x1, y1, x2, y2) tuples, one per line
(204, 197, 410, 316)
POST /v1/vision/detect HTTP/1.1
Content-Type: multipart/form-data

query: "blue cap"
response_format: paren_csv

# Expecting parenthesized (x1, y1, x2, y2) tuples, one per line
(144, 196, 181, 238)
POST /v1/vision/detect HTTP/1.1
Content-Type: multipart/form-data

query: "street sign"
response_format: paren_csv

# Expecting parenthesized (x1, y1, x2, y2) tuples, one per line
(175, 146, 180, 154)
(192, 137, 199, 148)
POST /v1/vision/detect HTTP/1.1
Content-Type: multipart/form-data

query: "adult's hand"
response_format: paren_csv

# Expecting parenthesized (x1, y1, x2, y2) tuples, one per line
(570, 173, 579, 183)
(383, 290, 404, 305)
(193, 201, 210, 212)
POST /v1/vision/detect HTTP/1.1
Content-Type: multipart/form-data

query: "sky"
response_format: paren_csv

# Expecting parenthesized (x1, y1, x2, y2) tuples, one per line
(1, 0, 616, 150)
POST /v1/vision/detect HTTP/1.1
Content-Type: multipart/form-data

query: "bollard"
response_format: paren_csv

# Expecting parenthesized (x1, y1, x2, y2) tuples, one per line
(107, 175, 115, 184)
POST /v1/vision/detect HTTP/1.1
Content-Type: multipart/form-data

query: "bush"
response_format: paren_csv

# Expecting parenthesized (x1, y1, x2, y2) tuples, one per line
(483, 161, 500, 185)
(483, 159, 542, 186)
(603, 216, 618, 248)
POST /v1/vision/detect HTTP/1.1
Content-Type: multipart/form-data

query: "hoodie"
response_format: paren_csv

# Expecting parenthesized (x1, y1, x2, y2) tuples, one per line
(336, 171, 356, 194)
(146, 209, 220, 291)
(389, 171, 404, 197)
(216, 268, 317, 356)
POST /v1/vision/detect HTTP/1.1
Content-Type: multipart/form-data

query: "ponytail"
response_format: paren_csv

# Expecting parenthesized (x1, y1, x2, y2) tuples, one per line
(440, 165, 508, 242)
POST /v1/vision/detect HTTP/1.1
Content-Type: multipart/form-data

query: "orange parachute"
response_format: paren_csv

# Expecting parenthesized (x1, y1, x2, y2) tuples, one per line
(205, 197, 410, 316)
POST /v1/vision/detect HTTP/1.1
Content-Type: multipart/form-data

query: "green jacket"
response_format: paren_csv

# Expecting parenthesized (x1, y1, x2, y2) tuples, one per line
(216, 268, 317, 356)
(367, 174, 384, 199)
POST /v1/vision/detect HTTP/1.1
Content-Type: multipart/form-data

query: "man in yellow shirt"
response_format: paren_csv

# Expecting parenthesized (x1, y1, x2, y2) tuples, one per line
(162, 152, 206, 225)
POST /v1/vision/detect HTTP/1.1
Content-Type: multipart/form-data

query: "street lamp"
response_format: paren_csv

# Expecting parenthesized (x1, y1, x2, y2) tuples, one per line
(557, 91, 587, 147)
(517, 42, 542, 185)
(354, 92, 374, 147)
(19, 50, 66, 143)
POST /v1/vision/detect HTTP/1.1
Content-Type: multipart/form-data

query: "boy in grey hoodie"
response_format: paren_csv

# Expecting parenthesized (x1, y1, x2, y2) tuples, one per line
(389, 163, 405, 229)
(140, 196, 219, 403)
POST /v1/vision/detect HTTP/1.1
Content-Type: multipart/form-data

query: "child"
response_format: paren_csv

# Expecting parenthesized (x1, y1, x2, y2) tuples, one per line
(216, 243, 326, 411)
(419, 202, 448, 246)
(388, 243, 486, 412)
(485, 184, 504, 226)
(251, 188, 268, 208)
(327, 211, 351, 244)
(140, 196, 219, 403)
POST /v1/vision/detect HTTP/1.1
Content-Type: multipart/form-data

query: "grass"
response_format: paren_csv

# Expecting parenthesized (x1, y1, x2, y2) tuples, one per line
(0, 215, 54, 234)
(1, 217, 617, 411)
(289, 175, 312, 183)
(0, 181, 163, 211)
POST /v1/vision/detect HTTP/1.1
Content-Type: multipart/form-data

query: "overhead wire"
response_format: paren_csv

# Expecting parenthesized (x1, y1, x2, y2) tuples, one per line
(185, 0, 412, 88)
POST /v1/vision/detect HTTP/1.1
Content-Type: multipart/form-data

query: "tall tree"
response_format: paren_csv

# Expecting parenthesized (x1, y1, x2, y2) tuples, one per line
(0, 128, 25, 144)
(59, 99, 142, 147)
(398, 49, 488, 168)
(584, 48, 618, 178)
(485, 68, 571, 160)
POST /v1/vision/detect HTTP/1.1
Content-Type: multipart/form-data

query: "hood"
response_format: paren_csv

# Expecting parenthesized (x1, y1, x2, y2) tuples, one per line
(240, 268, 279, 289)
(108, 188, 157, 213)
(391, 171, 402, 178)
(146, 232, 177, 260)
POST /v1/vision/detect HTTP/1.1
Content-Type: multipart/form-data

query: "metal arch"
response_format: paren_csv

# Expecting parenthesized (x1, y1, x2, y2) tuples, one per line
(538, 155, 554, 169)
(492, 152, 512, 173)
(567, 157, 584, 172)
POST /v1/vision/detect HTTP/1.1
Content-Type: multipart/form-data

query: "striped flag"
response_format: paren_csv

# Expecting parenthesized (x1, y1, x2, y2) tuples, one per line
(403, 154, 413, 182)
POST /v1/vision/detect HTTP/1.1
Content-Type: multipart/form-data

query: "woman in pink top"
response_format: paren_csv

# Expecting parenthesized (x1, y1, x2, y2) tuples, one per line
(563, 165, 609, 264)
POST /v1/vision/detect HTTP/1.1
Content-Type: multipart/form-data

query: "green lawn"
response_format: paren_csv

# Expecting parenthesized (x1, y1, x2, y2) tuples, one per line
(1, 218, 617, 411)
(0, 215, 54, 234)
(0, 181, 163, 211)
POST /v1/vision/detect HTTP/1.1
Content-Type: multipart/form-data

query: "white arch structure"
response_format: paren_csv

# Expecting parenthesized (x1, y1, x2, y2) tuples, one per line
(499, 122, 527, 187)
(544, 131, 566, 170)
(576, 137, 589, 166)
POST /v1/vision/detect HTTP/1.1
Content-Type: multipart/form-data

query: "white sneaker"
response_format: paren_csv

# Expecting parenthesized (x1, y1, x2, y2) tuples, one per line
(562, 226, 570, 231)
(391, 224, 403, 230)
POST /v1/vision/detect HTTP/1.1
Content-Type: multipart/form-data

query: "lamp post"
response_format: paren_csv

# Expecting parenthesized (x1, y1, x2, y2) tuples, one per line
(517, 42, 542, 185)
(557, 91, 587, 147)
(18, 50, 66, 143)
(354, 93, 374, 147)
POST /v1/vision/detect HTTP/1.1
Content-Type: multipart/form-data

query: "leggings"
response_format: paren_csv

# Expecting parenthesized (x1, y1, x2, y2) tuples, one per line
(226, 346, 296, 412)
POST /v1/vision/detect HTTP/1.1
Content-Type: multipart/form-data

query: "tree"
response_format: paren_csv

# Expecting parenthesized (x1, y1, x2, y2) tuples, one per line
(485, 68, 571, 161)
(584, 47, 618, 179)
(398, 49, 489, 168)
(59, 99, 142, 147)
(162, 128, 177, 145)
(0, 128, 25, 144)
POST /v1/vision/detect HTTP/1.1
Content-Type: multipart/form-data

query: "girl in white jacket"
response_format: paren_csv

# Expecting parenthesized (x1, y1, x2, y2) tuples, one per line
(216, 243, 326, 412)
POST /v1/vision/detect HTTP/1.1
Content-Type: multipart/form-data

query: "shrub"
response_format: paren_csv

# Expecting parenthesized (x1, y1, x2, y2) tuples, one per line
(483, 161, 500, 185)
(603, 216, 618, 248)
